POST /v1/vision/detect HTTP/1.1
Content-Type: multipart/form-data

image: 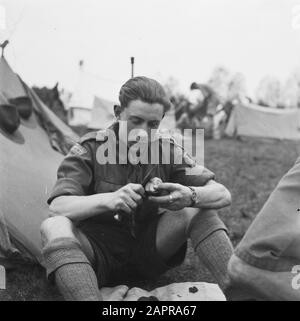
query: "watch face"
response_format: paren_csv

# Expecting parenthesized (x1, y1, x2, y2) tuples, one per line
(189, 187, 197, 205)
(192, 190, 197, 201)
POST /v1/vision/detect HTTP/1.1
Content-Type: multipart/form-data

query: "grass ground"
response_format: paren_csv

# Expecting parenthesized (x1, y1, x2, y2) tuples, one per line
(1, 137, 299, 300)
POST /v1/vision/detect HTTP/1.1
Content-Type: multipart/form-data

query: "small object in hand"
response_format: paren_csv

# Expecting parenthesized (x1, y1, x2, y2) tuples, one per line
(152, 177, 162, 191)
(114, 214, 121, 221)
(189, 286, 198, 293)
(145, 177, 163, 195)
(137, 295, 159, 301)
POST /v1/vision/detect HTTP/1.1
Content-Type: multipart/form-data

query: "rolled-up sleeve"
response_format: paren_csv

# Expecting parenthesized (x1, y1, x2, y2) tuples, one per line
(47, 142, 94, 204)
(170, 142, 215, 186)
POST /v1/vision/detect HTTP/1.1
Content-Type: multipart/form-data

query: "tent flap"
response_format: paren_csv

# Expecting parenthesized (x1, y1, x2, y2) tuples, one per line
(0, 56, 78, 264)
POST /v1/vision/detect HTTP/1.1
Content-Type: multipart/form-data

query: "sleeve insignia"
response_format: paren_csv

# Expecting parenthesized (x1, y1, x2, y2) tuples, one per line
(69, 143, 88, 156)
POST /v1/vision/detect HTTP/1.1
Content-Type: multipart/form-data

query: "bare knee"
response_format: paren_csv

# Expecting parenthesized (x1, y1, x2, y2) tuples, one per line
(181, 208, 216, 235)
(164, 207, 203, 236)
(40, 215, 72, 234)
(40, 216, 75, 245)
(161, 208, 218, 238)
(161, 208, 198, 235)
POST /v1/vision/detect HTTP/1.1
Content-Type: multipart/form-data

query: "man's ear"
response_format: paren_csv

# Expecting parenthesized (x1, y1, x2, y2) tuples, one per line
(162, 112, 165, 119)
(114, 104, 122, 119)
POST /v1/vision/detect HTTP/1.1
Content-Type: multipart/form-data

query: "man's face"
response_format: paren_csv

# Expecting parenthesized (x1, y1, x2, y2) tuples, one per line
(118, 99, 164, 146)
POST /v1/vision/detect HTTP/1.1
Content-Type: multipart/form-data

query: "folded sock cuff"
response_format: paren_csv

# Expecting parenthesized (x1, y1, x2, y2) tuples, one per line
(42, 237, 91, 280)
(187, 210, 228, 248)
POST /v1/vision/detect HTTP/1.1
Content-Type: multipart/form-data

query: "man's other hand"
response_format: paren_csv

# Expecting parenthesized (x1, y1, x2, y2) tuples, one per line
(111, 183, 145, 214)
(148, 182, 192, 211)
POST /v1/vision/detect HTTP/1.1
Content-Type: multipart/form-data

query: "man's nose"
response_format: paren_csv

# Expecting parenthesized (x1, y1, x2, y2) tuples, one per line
(139, 122, 148, 131)
(137, 123, 149, 135)
(136, 125, 150, 141)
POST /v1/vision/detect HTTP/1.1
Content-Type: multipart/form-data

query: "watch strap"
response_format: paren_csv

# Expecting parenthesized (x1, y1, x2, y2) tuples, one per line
(188, 186, 197, 207)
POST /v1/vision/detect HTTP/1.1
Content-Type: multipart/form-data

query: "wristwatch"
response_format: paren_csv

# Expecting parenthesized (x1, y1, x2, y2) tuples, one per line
(187, 186, 197, 207)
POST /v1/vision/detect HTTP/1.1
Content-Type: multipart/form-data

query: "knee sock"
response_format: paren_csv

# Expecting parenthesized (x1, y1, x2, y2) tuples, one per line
(42, 237, 102, 301)
(188, 213, 233, 292)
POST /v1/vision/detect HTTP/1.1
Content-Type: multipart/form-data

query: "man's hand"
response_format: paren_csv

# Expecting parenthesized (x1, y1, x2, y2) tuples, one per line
(148, 182, 192, 211)
(111, 183, 145, 214)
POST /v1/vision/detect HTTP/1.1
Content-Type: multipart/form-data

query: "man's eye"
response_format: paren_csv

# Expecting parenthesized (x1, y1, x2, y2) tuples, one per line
(149, 121, 159, 128)
(132, 118, 143, 125)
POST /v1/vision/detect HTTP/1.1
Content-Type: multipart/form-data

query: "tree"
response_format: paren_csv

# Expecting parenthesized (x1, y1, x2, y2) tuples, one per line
(255, 76, 281, 108)
(227, 72, 247, 101)
(163, 76, 180, 98)
(279, 76, 298, 109)
(207, 66, 247, 103)
(208, 66, 231, 100)
(289, 68, 300, 108)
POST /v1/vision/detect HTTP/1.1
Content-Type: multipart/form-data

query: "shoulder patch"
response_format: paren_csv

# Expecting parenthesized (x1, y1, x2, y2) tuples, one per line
(69, 143, 88, 156)
(79, 131, 97, 144)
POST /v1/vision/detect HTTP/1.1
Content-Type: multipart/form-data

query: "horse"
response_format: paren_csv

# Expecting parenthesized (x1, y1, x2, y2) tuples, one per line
(32, 83, 68, 124)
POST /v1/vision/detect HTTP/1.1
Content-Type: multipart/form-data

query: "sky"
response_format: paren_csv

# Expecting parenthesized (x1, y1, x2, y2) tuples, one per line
(0, 0, 300, 101)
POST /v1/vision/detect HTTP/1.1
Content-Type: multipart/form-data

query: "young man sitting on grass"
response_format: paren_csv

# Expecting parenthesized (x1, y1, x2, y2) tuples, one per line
(40, 76, 233, 301)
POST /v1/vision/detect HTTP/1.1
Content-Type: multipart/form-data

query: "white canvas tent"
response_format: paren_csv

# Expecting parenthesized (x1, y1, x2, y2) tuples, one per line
(67, 107, 92, 127)
(88, 96, 116, 130)
(225, 102, 300, 140)
(0, 57, 28, 100)
(67, 62, 119, 128)
(66, 65, 92, 127)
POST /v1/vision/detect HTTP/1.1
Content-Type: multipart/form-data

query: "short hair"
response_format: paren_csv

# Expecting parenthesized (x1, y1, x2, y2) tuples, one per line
(119, 76, 171, 112)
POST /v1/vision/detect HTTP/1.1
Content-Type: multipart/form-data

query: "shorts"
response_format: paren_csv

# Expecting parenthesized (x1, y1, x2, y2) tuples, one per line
(78, 213, 187, 287)
(235, 156, 300, 272)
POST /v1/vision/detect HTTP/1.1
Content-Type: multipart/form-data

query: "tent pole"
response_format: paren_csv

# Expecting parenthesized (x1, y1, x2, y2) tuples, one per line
(130, 57, 135, 78)
(0, 40, 9, 57)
